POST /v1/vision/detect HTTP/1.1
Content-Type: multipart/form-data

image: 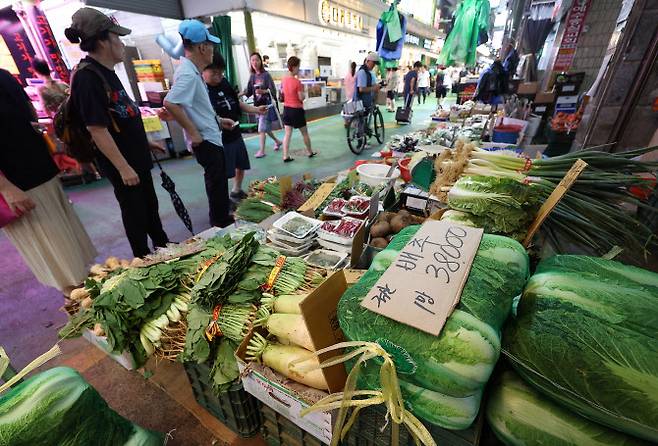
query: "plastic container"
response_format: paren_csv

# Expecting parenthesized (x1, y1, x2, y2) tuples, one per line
(398, 158, 412, 182)
(342, 196, 371, 218)
(184, 362, 262, 437)
(492, 125, 522, 144)
(356, 163, 401, 187)
(272, 212, 322, 239)
(318, 217, 363, 245)
(322, 198, 348, 218)
(304, 249, 348, 270)
(268, 228, 315, 246)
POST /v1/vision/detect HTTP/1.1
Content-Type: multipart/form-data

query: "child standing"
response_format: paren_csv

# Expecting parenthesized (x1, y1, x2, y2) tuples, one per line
(280, 56, 316, 162)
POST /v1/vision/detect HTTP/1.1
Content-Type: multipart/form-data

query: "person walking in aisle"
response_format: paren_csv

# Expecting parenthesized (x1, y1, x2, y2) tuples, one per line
(0, 68, 97, 295)
(203, 55, 268, 201)
(417, 64, 430, 104)
(280, 56, 317, 162)
(385, 67, 399, 112)
(164, 19, 234, 228)
(66, 8, 168, 258)
(435, 64, 447, 104)
(343, 61, 357, 103)
(403, 62, 420, 111)
(244, 53, 282, 158)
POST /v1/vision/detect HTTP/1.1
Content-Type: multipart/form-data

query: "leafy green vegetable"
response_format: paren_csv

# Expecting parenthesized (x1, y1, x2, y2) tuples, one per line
(503, 255, 658, 442)
(0, 367, 163, 445)
(209, 339, 240, 393)
(446, 175, 540, 239)
(235, 198, 275, 223)
(486, 370, 650, 446)
(338, 225, 529, 429)
(191, 233, 260, 309)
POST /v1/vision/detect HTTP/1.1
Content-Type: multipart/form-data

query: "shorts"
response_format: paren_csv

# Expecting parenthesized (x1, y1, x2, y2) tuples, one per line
(436, 86, 447, 98)
(282, 106, 307, 129)
(258, 111, 274, 132)
(386, 90, 396, 100)
(222, 137, 251, 178)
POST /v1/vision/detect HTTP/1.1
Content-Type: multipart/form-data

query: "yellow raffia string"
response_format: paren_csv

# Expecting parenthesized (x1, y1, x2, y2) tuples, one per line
(290, 341, 436, 446)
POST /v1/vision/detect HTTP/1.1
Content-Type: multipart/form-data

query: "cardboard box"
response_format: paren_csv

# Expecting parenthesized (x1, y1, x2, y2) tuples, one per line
(534, 91, 556, 104)
(236, 271, 349, 444)
(517, 82, 539, 95)
(82, 330, 137, 370)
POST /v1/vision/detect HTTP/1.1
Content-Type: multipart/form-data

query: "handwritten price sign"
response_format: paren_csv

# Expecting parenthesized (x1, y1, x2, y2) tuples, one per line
(361, 220, 483, 336)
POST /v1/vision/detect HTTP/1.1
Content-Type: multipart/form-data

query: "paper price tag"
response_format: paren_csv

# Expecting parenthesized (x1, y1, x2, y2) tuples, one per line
(523, 159, 587, 247)
(298, 182, 336, 214)
(360, 220, 483, 336)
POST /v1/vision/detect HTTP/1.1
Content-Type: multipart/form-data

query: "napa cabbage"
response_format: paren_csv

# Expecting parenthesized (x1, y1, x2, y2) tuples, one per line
(0, 367, 163, 446)
(338, 225, 529, 429)
(503, 255, 658, 442)
(487, 370, 650, 446)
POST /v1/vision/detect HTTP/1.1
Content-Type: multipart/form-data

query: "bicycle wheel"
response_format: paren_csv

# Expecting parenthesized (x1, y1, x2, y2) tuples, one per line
(373, 108, 385, 144)
(347, 115, 365, 154)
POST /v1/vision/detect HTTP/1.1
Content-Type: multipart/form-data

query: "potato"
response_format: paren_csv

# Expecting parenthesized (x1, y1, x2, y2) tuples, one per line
(390, 215, 411, 234)
(81, 296, 93, 309)
(370, 237, 389, 249)
(120, 259, 131, 268)
(370, 221, 391, 238)
(397, 209, 411, 217)
(377, 211, 396, 223)
(130, 257, 145, 268)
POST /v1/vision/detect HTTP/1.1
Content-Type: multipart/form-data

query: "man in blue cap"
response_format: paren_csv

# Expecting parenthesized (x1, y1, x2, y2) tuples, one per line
(164, 19, 235, 228)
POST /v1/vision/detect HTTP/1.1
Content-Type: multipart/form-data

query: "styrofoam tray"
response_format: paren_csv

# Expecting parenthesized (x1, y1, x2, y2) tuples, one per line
(304, 249, 348, 270)
(268, 234, 315, 251)
(317, 217, 363, 246)
(317, 238, 353, 254)
(266, 241, 314, 257)
(268, 228, 315, 246)
(272, 212, 322, 239)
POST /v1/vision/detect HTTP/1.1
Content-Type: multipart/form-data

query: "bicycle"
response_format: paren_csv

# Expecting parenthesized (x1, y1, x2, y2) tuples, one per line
(346, 103, 385, 155)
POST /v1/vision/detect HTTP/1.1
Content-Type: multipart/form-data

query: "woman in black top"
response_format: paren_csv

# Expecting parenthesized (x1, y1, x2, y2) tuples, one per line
(0, 68, 96, 294)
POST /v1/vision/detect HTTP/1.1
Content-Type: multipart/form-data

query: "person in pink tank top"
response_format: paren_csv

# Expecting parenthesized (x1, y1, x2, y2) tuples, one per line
(280, 56, 317, 162)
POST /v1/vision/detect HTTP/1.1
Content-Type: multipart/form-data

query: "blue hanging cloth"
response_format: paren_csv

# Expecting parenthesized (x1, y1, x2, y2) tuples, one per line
(377, 9, 407, 61)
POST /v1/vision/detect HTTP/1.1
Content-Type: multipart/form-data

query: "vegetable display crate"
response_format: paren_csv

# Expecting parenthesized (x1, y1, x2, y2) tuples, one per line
(261, 404, 325, 446)
(260, 401, 483, 446)
(183, 361, 262, 437)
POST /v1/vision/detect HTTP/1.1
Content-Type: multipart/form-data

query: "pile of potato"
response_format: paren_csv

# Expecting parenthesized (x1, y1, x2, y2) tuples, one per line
(369, 209, 424, 249)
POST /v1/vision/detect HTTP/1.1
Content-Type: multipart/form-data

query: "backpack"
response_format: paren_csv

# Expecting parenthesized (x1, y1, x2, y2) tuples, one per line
(54, 61, 119, 163)
(355, 65, 373, 100)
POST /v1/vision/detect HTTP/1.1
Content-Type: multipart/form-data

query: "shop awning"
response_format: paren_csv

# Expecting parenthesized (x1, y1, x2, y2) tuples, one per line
(86, 0, 183, 19)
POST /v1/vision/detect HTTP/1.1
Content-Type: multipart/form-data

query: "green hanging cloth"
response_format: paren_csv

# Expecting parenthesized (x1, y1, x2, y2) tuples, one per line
(381, 7, 402, 42)
(210, 16, 238, 89)
(438, 0, 491, 67)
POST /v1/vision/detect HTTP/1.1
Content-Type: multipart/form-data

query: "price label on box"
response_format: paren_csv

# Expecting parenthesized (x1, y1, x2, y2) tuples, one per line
(361, 220, 483, 336)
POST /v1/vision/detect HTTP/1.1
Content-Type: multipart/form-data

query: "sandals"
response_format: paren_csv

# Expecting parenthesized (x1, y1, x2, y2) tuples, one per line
(273, 142, 281, 151)
(283, 157, 294, 163)
(308, 151, 318, 158)
(255, 151, 266, 158)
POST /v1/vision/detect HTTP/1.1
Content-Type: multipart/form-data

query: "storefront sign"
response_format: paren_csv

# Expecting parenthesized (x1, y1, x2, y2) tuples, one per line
(0, 6, 35, 84)
(31, 6, 70, 84)
(405, 33, 421, 46)
(423, 38, 433, 50)
(318, 0, 364, 33)
(553, 0, 591, 72)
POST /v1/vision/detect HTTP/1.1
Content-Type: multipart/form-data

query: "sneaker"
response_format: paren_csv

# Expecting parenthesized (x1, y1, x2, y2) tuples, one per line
(230, 190, 248, 200)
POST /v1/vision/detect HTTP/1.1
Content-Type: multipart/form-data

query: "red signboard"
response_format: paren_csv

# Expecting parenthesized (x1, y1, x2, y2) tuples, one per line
(31, 6, 70, 84)
(553, 0, 591, 72)
(0, 6, 35, 84)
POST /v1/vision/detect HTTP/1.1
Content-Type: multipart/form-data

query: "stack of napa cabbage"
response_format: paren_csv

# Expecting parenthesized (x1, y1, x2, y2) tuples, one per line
(337, 225, 529, 429)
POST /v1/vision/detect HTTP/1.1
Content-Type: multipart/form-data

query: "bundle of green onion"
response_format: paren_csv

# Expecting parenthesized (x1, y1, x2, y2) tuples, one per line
(432, 141, 658, 259)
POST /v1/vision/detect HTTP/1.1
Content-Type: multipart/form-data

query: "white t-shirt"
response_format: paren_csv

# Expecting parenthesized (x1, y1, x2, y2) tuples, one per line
(418, 70, 430, 88)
